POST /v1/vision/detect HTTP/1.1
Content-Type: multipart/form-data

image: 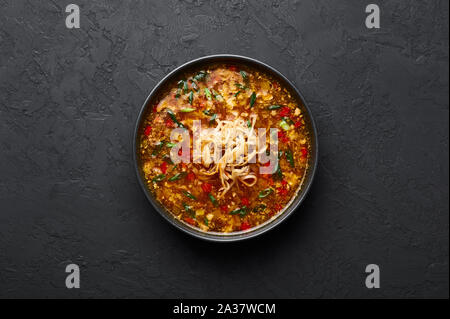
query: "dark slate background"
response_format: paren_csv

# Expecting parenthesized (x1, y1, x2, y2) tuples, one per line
(0, 0, 448, 299)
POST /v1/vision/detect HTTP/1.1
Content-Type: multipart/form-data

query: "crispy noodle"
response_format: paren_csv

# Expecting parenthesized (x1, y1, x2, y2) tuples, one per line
(193, 115, 267, 199)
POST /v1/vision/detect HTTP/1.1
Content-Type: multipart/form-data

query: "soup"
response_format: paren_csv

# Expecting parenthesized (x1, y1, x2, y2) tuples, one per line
(139, 63, 311, 233)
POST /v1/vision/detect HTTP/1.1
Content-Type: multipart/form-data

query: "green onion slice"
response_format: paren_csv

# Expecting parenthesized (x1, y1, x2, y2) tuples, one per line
(258, 188, 273, 198)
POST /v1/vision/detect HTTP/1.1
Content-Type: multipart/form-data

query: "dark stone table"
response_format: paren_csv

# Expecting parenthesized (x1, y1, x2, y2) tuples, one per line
(0, 0, 448, 298)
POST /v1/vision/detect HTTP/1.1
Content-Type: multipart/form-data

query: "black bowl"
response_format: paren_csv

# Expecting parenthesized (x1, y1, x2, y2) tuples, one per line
(133, 54, 318, 242)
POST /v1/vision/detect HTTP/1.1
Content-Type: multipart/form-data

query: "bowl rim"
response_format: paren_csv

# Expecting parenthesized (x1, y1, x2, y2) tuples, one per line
(133, 54, 319, 242)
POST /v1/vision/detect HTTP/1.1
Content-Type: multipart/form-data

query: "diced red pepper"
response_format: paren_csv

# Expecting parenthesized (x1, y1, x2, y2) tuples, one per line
(240, 222, 251, 231)
(281, 180, 288, 187)
(275, 204, 283, 211)
(220, 205, 228, 213)
(228, 65, 238, 72)
(178, 148, 183, 156)
(165, 118, 175, 128)
(144, 125, 152, 136)
(279, 106, 291, 117)
(184, 217, 196, 226)
(201, 182, 212, 193)
(186, 172, 196, 182)
(301, 148, 308, 157)
(294, 121, 302, 128)
(277, 130, 289, 143)
(241, 197, 250, 206)
(152, 104, 158, 113)
(160, 162, 168, 174)
(277, 187, 288, 197)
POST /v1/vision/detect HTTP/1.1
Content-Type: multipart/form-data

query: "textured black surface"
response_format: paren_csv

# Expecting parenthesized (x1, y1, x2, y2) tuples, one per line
(0, 0, 448, 298)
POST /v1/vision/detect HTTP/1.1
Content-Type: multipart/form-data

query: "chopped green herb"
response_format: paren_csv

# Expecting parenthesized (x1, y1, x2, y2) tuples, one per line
(234, 91, 241, 97)
(250, 92, 256, 108)
(181, 107, 195, 112)
(176, 80, 189, 94)
(279, 119, 290, 131)
(286, 149, 294, 168)
(188, 91, 194, 105)
(152, 174, 166, 183)
(204, 217, 209, 226)
(204, 88, 212, 100)
(253, 204, 267, 212)
(235, 83, 246, 90)
(212, 90, 223, 101)
(169, 172, 187, 181)
(182, 202, 195, 218)
(282, 117, 294, 125)
(258, 188, 273, 198)
(209, 113, 217, 125)
(240, 70, 248, 81)
(268, 105, 282, 110)
(191, 81, 199, 91)
(162, 154, 174, 164)
(194, 71, 207, 82)
(208, 193, 218, 207)
(203, 109, 212, 116)
(273, 162, 283, 181)
(167, 109, 185, 128)
(229, 206, 248, 217)
(166, 142, 177, 148)
(183, 191, 197, 201)
(152, 140, 165, 156)
(247, 120, 251, 128)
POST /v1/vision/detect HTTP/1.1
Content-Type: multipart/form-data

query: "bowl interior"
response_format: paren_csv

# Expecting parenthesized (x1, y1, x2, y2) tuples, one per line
(134, 55, 318, 242)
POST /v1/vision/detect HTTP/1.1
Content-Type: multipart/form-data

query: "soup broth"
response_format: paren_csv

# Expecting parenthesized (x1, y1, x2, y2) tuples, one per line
(139, 63, 311, 232)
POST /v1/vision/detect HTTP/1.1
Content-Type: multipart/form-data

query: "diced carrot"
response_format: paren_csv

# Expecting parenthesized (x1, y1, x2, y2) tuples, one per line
(165, 118, 175, 127)
(184, 217, 196, 226)
(186, 172, 196, 182)
(301, 148, 308, 157)
(277, 187, 288, 196)
(279, 106, 291, 117)
(160, 162, 168, 174)
(201, 182, 212, 193)
(278, 130, 289, 143)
